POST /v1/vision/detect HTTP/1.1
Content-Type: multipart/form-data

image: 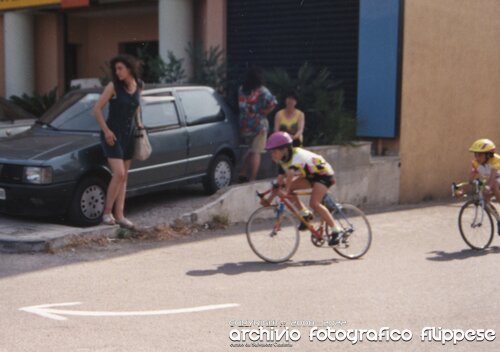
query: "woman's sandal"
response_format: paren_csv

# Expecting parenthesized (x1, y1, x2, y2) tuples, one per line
(116, 217, 135, 230)
(102, 213, 116, 225)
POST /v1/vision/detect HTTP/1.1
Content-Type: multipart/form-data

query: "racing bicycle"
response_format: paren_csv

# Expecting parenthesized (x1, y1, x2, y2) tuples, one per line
(452, 179, 499, 249)
(246, 183, 372, 263)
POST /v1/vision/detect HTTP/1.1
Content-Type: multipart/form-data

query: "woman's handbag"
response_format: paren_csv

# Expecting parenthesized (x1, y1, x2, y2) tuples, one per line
(134, 128, 152, 161)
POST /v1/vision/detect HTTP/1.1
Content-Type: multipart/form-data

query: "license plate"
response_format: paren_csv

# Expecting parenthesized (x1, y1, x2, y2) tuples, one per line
(0, 188, 5, 200)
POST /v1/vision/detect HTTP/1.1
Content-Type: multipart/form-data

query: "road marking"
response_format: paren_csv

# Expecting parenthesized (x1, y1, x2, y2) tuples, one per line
(19, 302, 240, 321)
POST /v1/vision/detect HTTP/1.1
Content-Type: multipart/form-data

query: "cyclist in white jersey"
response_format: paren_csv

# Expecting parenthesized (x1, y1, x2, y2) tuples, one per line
(265, 132, 341, 246)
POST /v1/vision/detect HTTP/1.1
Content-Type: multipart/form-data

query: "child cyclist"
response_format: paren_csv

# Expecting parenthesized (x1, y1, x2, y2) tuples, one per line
(468, 138, 500, 203)
(265, 131, 342, 246)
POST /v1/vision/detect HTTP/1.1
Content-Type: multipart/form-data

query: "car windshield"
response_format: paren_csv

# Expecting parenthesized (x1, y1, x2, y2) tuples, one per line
(39, 92, 105, 132)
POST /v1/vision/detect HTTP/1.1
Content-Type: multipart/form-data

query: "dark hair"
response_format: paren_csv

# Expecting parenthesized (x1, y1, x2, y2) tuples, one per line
(281, 145, 294, 162)
(110, 54, 141, 89)
(285, 91, 298, 101)
(242, 66, 263, 94)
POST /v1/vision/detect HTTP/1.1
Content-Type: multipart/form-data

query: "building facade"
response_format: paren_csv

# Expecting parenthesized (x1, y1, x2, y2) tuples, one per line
(1, 0, 498, 203)
(399, 0, 499, 202)
(0, 0, 224, 97)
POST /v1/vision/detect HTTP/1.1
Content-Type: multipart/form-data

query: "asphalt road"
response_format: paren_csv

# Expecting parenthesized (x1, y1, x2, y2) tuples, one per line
(0, 202, 499, 352)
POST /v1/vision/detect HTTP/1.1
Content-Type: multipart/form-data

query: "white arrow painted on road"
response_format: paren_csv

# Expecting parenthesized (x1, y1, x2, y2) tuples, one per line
(19, 302, 240, 321)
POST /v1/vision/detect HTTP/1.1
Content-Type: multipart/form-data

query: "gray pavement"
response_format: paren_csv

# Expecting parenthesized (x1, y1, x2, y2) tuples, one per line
(0, 202, 499, 351)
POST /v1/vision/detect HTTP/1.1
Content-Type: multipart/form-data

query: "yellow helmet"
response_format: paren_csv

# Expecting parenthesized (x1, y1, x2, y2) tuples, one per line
(469, 139, 496, 153)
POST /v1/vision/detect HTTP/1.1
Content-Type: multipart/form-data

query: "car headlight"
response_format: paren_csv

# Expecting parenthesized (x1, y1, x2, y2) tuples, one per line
(23, 166, 53, 184)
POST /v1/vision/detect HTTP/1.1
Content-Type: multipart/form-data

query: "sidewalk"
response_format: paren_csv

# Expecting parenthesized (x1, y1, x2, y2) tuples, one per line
(0, 182, 230, 253)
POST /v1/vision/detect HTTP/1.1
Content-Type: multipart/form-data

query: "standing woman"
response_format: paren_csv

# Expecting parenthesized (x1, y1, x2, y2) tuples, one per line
(94, 54, 144, 229)
(238, 67, 277, 182)
(273, 92, 305, 147)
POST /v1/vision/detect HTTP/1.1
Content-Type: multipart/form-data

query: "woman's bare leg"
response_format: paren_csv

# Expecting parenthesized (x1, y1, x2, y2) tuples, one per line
(113, 160, 132, 219)
(103, 158, 126, 216)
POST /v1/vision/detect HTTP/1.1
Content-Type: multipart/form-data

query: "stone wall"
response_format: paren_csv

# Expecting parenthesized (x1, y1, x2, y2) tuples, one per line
(184, 142, 400, 224)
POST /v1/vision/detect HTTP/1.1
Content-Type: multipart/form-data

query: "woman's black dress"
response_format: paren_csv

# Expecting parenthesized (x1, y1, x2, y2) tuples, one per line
(100, 81, 141, 160)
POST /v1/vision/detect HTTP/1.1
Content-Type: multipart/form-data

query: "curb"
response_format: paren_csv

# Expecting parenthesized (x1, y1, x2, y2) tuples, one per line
(181, 180, 271, 225)
(0, 225, 119, 254)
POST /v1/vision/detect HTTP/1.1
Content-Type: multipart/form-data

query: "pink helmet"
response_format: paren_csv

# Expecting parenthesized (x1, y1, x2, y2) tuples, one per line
(265, 132, 293, 150)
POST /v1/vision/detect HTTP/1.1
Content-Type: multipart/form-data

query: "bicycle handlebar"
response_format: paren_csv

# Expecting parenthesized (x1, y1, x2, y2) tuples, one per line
(451, 179, 484, 197)
(256, 181, 299, 202)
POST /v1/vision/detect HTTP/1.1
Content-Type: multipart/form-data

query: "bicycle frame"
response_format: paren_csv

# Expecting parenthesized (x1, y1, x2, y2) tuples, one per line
(257, 188, 323, 238)
(452, 179, 499, 225)
(256, 187, 354, 241)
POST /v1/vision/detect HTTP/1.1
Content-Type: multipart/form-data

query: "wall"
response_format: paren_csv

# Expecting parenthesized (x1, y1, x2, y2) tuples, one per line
(198, 0, 226, 51)
(34, 13, 63, 95)
(159, 0, 193, 78)
(3, 12, 35, 98)
(67, 11, 158, 78)
(0, 15, 4, 97)
(310, 143, 400, 207)
(399, 0, 500, 202)
(184, 143, 400, 224)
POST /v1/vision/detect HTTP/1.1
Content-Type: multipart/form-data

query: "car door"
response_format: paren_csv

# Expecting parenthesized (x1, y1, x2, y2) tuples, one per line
(127, 96, 188, 190)
(176, 88, 227, 176)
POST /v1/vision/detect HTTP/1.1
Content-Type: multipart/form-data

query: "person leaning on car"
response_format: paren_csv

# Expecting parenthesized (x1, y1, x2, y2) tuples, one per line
(93, 54, 144, 229)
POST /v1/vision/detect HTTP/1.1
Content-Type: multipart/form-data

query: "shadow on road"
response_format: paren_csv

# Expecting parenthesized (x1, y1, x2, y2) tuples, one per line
(426, 246, 500, 261)
(186, 258, 340, 276)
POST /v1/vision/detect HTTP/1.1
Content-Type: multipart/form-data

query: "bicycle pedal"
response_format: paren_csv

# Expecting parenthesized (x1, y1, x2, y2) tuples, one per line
(298, 222, 308, 231)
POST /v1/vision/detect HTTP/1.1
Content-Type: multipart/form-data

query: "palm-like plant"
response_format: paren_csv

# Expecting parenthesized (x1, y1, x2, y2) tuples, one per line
(186, 43, 227, 94)
(9, 87, 58, 118)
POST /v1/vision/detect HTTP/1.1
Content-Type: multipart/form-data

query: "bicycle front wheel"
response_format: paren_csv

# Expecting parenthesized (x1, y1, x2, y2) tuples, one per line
(328, 204, 372, 259)
(458, 200, 494, 250)
(246, 206, 300, 263)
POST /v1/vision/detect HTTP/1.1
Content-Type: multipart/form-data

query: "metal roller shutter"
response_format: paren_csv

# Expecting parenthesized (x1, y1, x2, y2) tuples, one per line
(227, 0, 359, 109)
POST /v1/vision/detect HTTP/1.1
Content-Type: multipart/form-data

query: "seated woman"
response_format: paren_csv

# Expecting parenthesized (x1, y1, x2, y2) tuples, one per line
(273, 92, 305, 147)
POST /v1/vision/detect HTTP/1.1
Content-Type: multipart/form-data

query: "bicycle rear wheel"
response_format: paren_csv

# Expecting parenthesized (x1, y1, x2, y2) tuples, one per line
(327, 204, 372, 259)
(458, 200, 494, 250)
(246, 206, 300, 263)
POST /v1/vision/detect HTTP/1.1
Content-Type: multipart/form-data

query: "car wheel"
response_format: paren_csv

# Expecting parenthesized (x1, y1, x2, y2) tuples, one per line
(68, 176, 107, 227)
(203, 154, 233, 194)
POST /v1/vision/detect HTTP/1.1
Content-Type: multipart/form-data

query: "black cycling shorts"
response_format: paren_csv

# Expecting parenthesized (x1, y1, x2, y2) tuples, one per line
(307, 175, 335, 188)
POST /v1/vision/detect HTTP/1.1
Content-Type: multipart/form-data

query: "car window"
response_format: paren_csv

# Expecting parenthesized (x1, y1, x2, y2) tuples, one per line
(142, 99, 179, 128)
(41, 93, 103, 132)
(177, 90, 224, 126)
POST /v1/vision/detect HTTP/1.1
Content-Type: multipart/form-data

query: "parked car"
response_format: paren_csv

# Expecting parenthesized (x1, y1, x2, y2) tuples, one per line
(0, 97, 37, 138)
(0, 85, 241, 226)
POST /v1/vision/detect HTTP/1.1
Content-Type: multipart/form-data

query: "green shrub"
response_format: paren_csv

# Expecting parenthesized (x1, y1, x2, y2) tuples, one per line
(264, 62, 357, 145)
(9, 87, 58, 118)
(162, 51, 187, 84)
(99, 62, 111, 86)
(186, 43, 227, 94)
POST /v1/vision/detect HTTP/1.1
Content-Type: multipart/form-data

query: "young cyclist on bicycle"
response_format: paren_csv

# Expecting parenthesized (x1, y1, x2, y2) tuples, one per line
(468, 139, 500, 203)
(265, 131, 341, 246)
(465, 138, 500, 235)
